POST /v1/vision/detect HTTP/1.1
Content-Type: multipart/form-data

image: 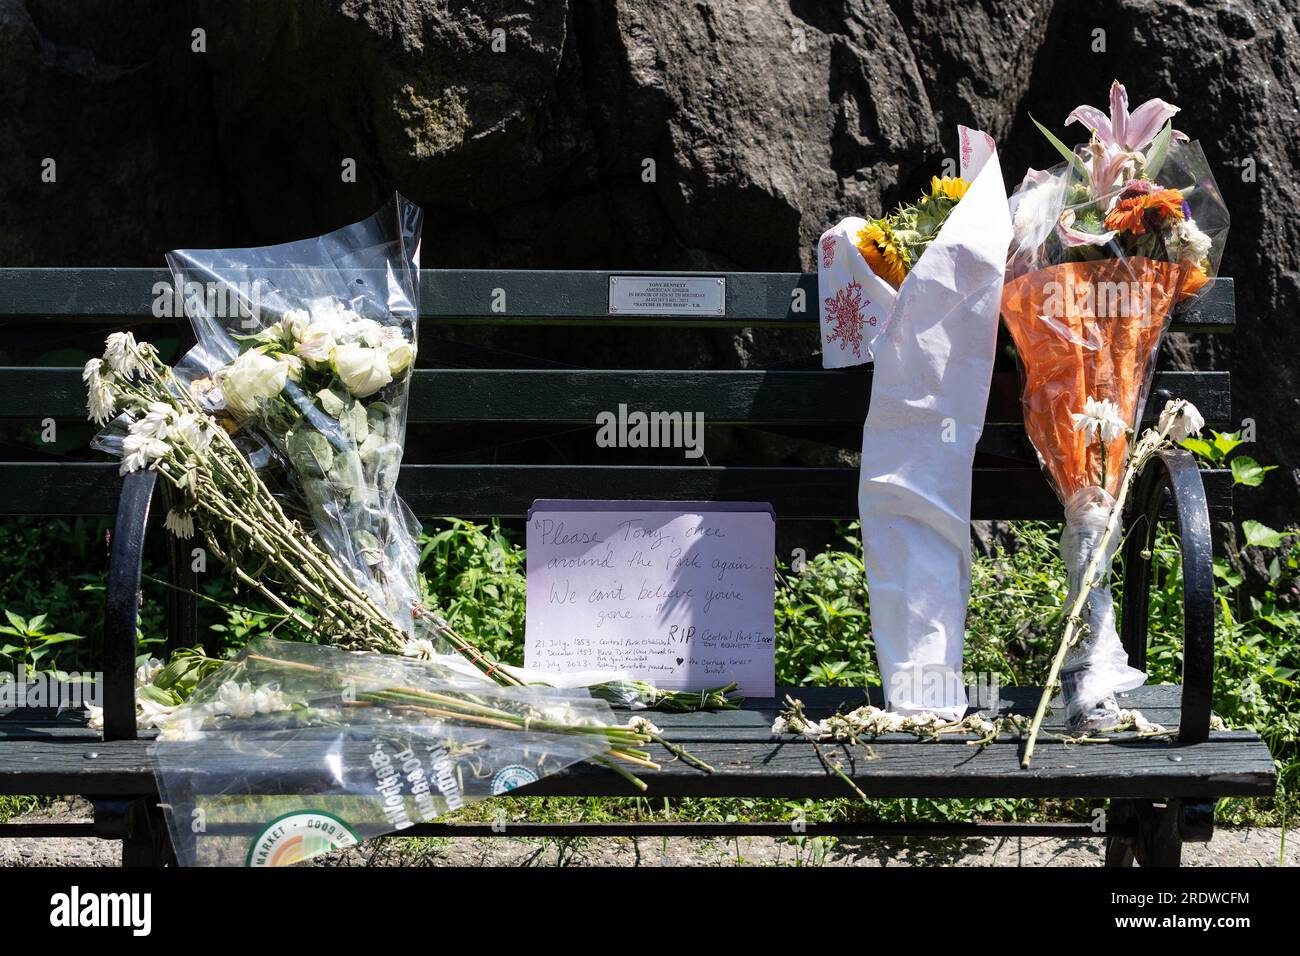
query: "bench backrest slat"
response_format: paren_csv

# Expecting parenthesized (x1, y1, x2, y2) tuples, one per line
(0, 268, 1237, 333)
(0, 367, 1232, 427)
(0, 461, 1234, 520)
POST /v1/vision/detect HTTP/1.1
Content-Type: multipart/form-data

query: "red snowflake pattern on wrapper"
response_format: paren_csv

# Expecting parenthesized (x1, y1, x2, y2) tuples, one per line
(821, 234, 836, 268)
(823, 280, 869, 358)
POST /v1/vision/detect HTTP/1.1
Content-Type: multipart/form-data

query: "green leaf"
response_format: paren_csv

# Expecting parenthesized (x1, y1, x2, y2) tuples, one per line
(1242, 520, 1285, 549)
(1230, 455, 1276, 488)
(1144, 121, 1174, 179)
(1211, 431, 1244, 457)
(1030, 114, 1088, 178)
(1179, 436, 1219, 462)
(35, 633, 82, 646)
(3, 610, 26, 633)
(25, 613, 47, 633)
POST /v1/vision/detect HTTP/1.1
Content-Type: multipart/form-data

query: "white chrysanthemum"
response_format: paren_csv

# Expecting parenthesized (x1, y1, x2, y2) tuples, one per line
(1169, 219, 1212, 265)
(214, 681, 259, 718)
(1156, 399, 1205, 442)
(83, 358, 116, 425)
(120, 431, 170, 474)
(103, 332, 142, 376)
(252, 683, 290, 715)
(402, 638, 437, 660)
(85, 701, 104, 731)
(164, 508, 195, 539)
(133, 402, 175, 441)
(137, 696, 180, 730)
(135, 657, 165, 686)
(1071, 395, 1127, 445)
(221, 349, 288, 417)
(333, 343, 393, 398)
(171, 412, 213, 454)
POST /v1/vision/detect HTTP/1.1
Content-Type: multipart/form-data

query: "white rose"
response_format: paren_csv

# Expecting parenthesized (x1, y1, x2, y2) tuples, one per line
(276, 352, 305, 382)
(385, 340, 415, 375)
(333, 343, 392, 398)
(348, 318, 387, 347)
(279, 309, 310, 342)
(221, 350, 288, 417)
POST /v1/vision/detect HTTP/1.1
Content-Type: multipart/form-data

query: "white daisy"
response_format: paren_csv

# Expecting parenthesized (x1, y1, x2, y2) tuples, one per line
(1071, 396, 1127, 444)
(1156, 398, 1205, 442)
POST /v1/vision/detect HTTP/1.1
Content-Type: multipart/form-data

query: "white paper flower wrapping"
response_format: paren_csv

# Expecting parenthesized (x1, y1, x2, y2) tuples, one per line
(817, 127, 1012, 719)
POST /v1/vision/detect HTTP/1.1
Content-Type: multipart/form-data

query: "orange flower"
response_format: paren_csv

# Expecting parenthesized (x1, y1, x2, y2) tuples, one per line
(1144, 188, 1186, 224)
(1178, 265, 1209, 300)
(1103, 188, 1186, 236)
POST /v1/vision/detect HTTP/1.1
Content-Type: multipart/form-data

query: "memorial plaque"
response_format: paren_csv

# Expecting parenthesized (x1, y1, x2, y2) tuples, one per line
(608, 275, 726, 316)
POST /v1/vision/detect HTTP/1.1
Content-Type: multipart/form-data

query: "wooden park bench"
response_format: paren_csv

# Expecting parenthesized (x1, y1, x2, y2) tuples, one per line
(0, 268, 1275, 866)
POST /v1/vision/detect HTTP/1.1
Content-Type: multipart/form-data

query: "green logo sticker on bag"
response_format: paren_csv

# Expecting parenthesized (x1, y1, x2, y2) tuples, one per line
(246, 810, 359, 867)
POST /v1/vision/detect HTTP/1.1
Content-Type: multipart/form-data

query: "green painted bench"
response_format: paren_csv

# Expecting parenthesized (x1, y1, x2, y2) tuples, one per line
(0, 268, 1274, 866)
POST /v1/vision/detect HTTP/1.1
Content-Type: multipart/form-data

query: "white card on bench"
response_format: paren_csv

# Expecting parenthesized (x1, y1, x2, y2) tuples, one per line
(524, 500, 776, 698)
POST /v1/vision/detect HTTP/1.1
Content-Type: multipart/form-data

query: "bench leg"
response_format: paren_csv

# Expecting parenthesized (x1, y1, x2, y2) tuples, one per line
(1105, 799, 1184, 867)
(121, 799, 173, 868)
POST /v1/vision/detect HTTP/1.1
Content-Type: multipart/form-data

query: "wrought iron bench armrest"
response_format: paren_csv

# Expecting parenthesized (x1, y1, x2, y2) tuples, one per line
(1119, 447, 1216, 744)
(102, 470, 158, 741)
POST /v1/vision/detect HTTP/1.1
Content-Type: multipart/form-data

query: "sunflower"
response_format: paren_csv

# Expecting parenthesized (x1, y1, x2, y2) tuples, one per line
(929, 176, 970, 202)
(855, 220, 910, 288)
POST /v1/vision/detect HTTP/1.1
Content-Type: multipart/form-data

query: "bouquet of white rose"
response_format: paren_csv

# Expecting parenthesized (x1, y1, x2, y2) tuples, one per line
(155, 195, 737, 711)
(166, 195, 430, 645)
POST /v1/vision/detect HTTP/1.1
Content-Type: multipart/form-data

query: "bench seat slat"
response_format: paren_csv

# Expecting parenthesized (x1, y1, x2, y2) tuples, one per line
(0, 367, 1231, 427)
(0, 268, 1236, 332)
(0, 462, 1235, 519)
(1, 688, 1272, 800)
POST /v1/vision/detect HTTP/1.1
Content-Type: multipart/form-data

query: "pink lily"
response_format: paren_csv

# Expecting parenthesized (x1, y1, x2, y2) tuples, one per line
(1085, 140, 1138, 194)
(1057, 209, 1116, 247)
(1065, 80, 1188, 152)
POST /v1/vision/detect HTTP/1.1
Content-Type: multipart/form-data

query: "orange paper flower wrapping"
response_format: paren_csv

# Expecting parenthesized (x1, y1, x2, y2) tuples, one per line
(1001, 257, 1191, 503)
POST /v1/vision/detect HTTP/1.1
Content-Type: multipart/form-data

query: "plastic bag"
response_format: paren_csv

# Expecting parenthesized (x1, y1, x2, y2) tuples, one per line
(165, 194, 431, 643)
(153, 638, 617, 866)
(1002, 102, 1229, 730)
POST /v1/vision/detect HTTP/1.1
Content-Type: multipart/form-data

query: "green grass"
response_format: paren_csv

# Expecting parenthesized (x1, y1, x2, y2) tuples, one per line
(1, 510, 1296, 828)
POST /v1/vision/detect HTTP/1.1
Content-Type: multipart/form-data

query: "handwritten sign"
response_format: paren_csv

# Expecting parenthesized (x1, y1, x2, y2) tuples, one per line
(524, 500, 775, 697)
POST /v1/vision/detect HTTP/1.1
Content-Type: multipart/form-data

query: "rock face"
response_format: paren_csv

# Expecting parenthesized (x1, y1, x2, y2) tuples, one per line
(1, 0, 1297, 522)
